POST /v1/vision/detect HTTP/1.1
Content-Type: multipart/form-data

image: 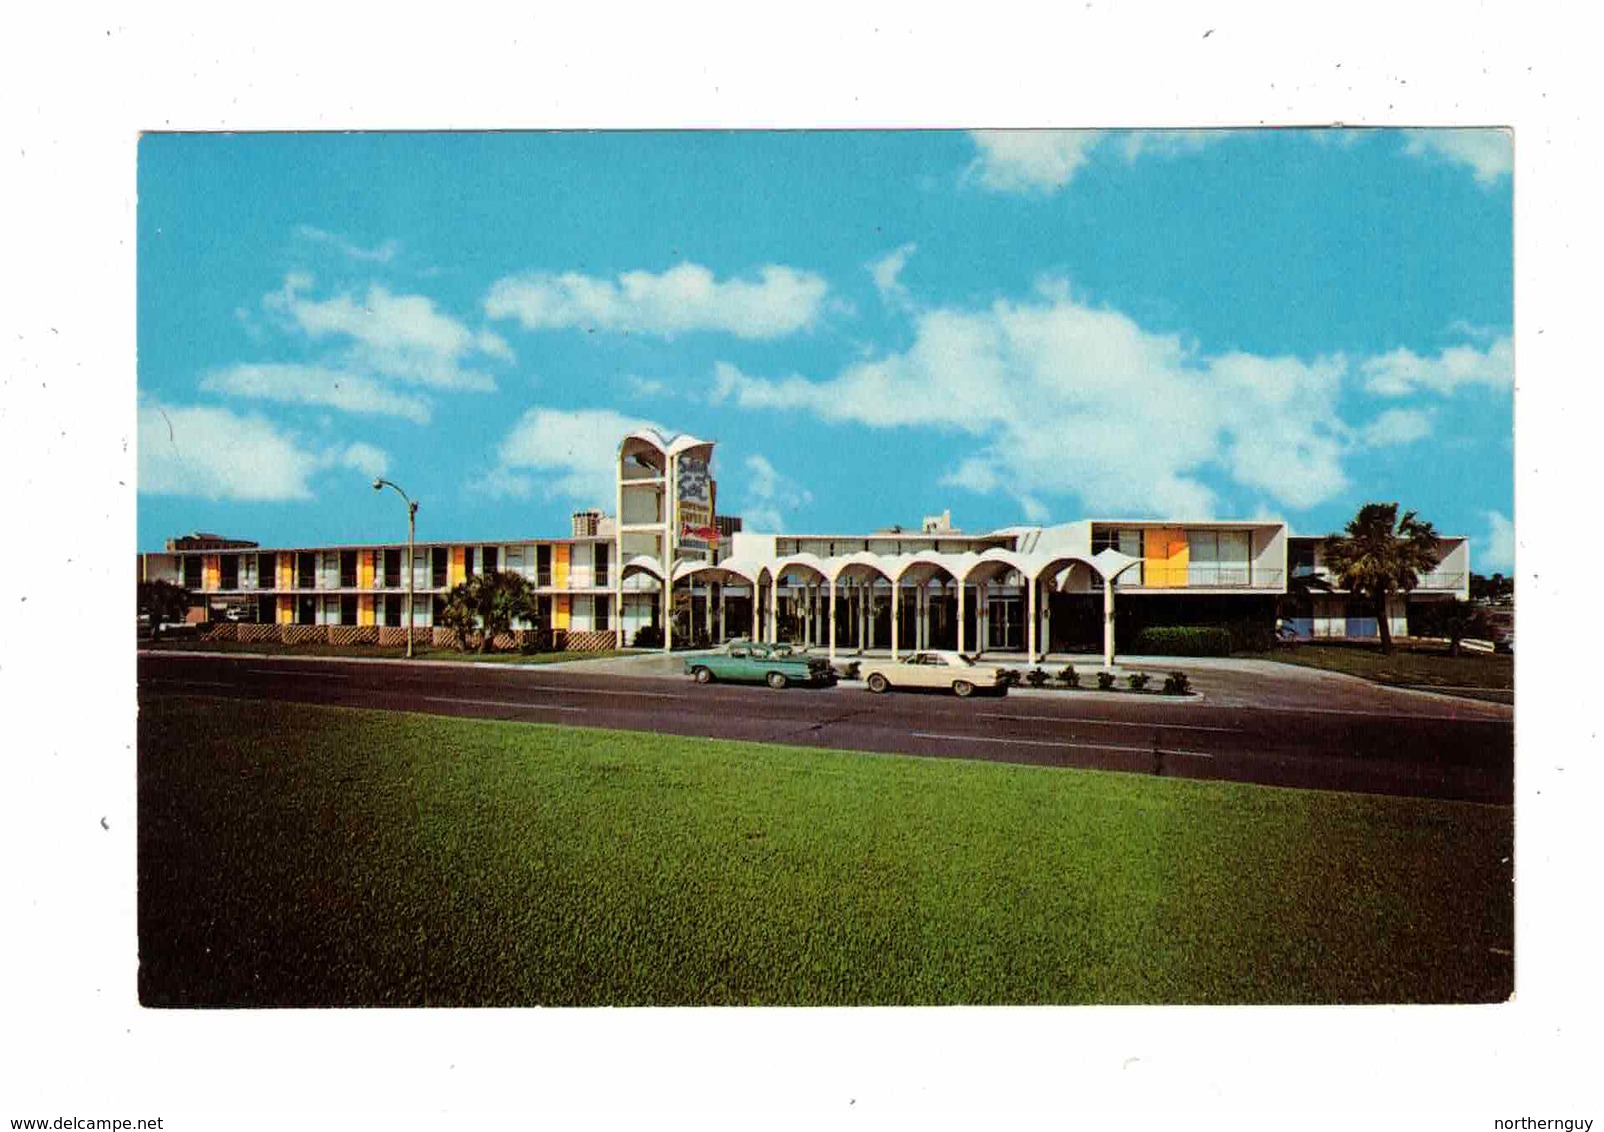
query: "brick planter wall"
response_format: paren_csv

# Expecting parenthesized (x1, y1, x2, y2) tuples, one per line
(237, 624, 278, 643)
(201, 623, 237, 642)
(377, 627, 430, 648)
(328, 626, 379, 646)
(432, 627, 462, 650)
(564, 630, 615, 652)
(281, 625, 325, 645)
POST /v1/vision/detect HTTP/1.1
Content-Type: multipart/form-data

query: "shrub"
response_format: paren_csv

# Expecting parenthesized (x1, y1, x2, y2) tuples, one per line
(1096, 671, 1116, 691)
(996, 668, 1023, 688)
(632, 625, 664, 649)
(1058, 665, 1080, 688)
(1024, 668, 1049, 688)
(1163, 671, 1192, 695)
(1222, 619, 1277, 653)
(1127, 672, 1151, 691)
(1132, 626, 1232, 657)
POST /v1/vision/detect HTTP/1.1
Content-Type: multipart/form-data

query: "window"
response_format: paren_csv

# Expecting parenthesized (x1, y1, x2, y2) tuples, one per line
(465, 547, 477, 578)
(537, 545, 552, 587)
(297, 552, 316, 589)
(183, 556, 203, 590)
(257, 553, 276, 590)
(594, 593, 610, 631)
(432, 548, 449, 588)
(383, 596, 402, 627)
(219, 554, 239, 590)
(340, 550, 358, 588)
(384, 549, 401, 588)
(594, 543, 610, 587)
(483, 546, 498, 574)
(339, 595, 357, 625)
(1188, 530, 1251, 586)
(297, 595, 316, 625)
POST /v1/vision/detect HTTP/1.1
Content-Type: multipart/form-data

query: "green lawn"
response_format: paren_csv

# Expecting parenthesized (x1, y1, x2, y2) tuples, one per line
(138, 694, 1513, 1007)
(1244, 642, 1514, 691)
(141, 639, 634, 665)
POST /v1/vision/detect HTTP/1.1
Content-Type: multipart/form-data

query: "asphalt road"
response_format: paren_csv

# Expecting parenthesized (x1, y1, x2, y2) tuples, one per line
(137, 652, 1514, 804)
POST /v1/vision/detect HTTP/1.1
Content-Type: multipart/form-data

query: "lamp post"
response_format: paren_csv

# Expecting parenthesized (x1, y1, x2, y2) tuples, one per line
(372, 478, 418, 659)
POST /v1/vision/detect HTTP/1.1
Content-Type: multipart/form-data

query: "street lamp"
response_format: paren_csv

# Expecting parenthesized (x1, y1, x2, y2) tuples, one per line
(373, 478, 419, 659)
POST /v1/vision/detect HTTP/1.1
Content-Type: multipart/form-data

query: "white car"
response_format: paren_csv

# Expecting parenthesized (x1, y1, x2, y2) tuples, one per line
(859, 651, 1010, 698)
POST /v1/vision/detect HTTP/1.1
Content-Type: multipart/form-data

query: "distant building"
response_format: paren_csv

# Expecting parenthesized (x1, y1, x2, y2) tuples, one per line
(165, 532, 259, 552)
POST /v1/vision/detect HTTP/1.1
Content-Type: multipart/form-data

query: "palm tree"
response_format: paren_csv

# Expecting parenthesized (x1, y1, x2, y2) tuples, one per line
(137, 579, 194, 640)
(1322, 503, 1441, 654)
(438, 570, 537, 653)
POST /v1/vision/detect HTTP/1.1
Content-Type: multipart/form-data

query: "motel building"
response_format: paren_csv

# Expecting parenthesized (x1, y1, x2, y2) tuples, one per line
(140, 427, 1471, 664)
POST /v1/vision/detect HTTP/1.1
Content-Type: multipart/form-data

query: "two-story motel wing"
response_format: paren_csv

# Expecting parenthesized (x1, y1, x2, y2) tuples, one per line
(139, 426, 1471, 660)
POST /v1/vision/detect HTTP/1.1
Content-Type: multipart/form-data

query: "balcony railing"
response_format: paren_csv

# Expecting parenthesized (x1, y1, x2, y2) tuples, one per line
(1134, 567, 1284, 590)
(1413, 570, 1466, 591)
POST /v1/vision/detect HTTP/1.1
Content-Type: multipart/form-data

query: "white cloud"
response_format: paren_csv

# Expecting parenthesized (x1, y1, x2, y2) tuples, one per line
(266, 275, 508, 391)
(624, 375, 674, 400)
(201, 363, 433, 424)
(966, 130, 1102, 193)
(740, 454, 813, 533)
(1359, 407, 1434, 447)
(296, 225, 401, 264)
(869, 243, 918, 308)
(1115, 129, 1220, 162)
(139, 403, 386, 502)
(1362, 336, 1513, 396)
(712, 284, 1359, 517)
(485, 407, 656, 506)
(1402, 129, 1513, 185)
(966, 129, 1228, 193)
(336, 441, 389, 479)
(1481, 510, 1515, 573)
(483, 262, 830, 340)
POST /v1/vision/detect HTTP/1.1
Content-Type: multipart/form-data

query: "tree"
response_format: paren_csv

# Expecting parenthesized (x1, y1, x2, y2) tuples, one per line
(1322, 503, 1442, 654)
(1470, 572, 1514, 603)
(1413, 598, 1494, 658)
(137, 579, 194, 640)
(438, 570, 536, 653)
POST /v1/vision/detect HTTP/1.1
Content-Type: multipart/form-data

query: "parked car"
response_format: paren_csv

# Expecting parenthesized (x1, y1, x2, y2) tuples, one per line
(684, 640, 837, 689)
(858, 651, 1010, 698)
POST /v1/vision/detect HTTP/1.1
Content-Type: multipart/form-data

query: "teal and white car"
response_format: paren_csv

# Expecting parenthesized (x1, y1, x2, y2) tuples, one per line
(684, 641, 837, 689)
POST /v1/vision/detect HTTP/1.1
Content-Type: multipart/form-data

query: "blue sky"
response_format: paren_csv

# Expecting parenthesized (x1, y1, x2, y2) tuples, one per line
(138, 129, 1513, 567)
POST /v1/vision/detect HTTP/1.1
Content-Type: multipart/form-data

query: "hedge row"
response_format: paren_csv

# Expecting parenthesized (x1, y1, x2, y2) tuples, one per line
(1131, 626, 1232, 657)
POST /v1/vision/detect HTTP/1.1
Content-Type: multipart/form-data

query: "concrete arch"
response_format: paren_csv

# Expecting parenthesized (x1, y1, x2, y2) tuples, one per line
(619, 554, 666, 582)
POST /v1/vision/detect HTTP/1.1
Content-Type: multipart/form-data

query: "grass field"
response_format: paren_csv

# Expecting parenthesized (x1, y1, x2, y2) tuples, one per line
(141, 639, 633, 665)
(1246, 642, 1514, 691)
(138, 694, 1513, 1006)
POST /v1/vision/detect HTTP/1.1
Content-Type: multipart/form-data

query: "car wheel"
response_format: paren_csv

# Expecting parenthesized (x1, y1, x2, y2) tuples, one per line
(693, 666, 713, 684)
(866, 673, 889, 694)
(767, 671, 789, 690)
(952, 679, 975, 698)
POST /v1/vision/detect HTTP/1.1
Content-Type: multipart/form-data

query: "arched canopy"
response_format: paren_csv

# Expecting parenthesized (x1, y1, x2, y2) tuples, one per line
(772, 553, 830, 584)
(622, 427, 713, 460)
(619, 554, 667, 582)
(673, 558, 761, 586)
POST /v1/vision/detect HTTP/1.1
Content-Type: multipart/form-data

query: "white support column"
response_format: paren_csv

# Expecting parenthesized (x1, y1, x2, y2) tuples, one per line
(1027, 575, 1038, 664)
(828, 579, 838, 663)
(662, 576, 673, 653)
(769, 577, 779, 643)
(860, 581, 869, 653)
(956, 578, 966, 656)
(1103, 576, 1116, 671)
(891, 580, 900, 658)
(704, 579, 713, 644)
(718, 583, 728, 644)
(978, 580, 989, 656)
